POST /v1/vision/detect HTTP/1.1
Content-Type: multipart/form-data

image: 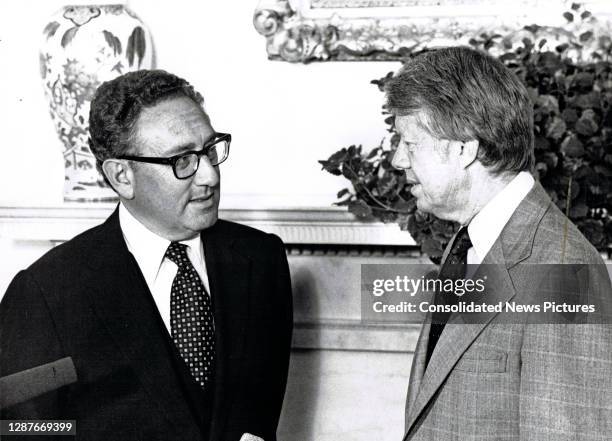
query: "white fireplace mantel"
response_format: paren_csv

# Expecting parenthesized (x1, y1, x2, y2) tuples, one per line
(0, 204, 416, 246)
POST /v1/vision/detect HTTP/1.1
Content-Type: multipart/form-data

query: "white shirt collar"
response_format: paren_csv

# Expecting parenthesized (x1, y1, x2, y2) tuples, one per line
(118, 203, 204, 287)
(467, 171, 534, 263)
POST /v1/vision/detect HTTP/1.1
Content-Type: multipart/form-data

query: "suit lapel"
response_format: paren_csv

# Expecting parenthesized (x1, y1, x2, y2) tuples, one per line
(404, 229, 463, 427)
(404, 181, 553, 437)
(82, 209, 200, 435)
(204, 222, 252, 439)
(405, 320, 430, 416)
(405, 241, 516, 434)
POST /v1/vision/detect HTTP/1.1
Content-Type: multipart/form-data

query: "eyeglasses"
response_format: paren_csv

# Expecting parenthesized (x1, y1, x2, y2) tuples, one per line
(118, 132, 231, 179)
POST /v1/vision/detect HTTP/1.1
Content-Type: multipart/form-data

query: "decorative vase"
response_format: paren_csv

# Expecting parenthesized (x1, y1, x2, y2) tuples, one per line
(40, 3, 154, 202)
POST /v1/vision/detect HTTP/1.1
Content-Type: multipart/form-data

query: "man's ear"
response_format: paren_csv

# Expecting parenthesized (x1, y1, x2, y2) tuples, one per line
(102, 159, 135, 199)
(453, 139, 479, 168)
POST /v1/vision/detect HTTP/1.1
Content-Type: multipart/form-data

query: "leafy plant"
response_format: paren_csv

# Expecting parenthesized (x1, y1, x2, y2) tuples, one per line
(320, 3, 612, 263)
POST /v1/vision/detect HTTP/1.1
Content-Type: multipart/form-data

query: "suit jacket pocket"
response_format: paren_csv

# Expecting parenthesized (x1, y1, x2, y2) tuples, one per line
(454, 347, 507, 373)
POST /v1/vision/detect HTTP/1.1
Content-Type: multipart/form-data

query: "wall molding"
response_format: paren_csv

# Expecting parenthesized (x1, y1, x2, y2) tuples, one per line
(0, 205, 415, 246)
(293, 320, 420, 352)
(286, 242, 420, 257)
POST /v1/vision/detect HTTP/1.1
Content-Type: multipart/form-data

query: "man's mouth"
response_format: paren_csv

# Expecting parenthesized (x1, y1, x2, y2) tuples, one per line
(190, 193, 215, 204)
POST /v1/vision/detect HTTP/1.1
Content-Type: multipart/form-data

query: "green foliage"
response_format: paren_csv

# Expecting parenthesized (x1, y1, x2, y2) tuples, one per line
(320, 5, 612, 263)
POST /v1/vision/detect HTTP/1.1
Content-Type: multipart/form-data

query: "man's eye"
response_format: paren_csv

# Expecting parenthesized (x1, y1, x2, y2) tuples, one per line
(175, 154, 193, 170)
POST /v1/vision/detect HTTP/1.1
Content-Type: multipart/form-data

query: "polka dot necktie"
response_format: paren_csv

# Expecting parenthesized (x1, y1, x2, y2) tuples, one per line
(165, 242, 215, 389)
(426, 227, 473, 366)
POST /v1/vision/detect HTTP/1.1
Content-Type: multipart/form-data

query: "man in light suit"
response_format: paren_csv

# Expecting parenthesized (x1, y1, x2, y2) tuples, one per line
(387, 47, 612, 440)
(0, 70, 293, 440)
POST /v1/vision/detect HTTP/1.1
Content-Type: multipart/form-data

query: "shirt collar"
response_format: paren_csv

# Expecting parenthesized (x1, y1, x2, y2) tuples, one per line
(119, 203, 203, 285)
(467, 171, 534, 263)
(180, 233, 204, 265)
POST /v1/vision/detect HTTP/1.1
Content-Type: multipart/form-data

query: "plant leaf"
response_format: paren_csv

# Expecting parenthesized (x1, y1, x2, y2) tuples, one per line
(348, 200, 372, 219)
(393, 199, 415, 213)
(556, 43, 570, 53)
(499, 52, 516, 62)
(534, 135, 551, 151)
(546, 116, 566, 140)
(561, 135, 585, 157)
(570, 203, 589, 218)
(318, 160, 342, 176)
(336, 188, 350, 199)
(541, 152, 559, 169)
(421, 238, 444, 260)
(574, 72, 594, 89)
(573, 92, 601, 110)
(366, 147, 379, 159)
(537, 94, 560, 113)
(376, 174, 398, 197)
(594, 165, 612, 177)
(575, 115, 599, 137)
(562, 108, 579, 125)
(579, 31, 593, 42)
(538, 38, 547, 50)
(524, 24, 541, 34)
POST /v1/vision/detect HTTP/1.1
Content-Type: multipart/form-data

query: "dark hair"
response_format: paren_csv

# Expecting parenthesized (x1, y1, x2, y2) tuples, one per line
(385, 46, 534, 174)
(88, 69, 206, 182)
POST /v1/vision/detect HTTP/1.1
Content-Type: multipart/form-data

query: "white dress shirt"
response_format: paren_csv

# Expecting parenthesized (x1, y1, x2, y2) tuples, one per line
(119, 203, 211, 332)
(466, 171, 535, 265)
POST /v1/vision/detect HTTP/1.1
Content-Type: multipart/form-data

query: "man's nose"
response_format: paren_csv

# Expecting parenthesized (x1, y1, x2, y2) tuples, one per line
(193, 156, 220, 187)
(391, 146, 411, 170)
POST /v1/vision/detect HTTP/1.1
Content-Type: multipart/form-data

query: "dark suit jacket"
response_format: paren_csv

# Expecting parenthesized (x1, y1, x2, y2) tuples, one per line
(404, 182, 612, 440)
(0, 209, 293, 441)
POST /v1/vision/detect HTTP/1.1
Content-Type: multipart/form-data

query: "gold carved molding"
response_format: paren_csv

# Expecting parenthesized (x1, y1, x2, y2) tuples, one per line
(253, 0, 612, 63)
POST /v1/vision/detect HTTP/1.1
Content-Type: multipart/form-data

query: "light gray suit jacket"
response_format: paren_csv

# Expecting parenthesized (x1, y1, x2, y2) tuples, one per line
(404, 181, 612, 440)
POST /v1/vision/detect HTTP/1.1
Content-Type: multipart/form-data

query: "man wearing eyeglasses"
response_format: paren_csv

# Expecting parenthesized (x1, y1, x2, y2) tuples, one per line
(0, 70, 293, 441)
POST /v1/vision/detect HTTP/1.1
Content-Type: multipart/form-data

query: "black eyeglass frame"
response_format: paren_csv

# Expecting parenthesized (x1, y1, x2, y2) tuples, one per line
(117, 132, 231, 179)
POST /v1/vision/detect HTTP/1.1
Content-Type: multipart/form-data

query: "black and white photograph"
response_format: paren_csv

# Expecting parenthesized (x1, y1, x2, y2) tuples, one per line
(1, 0, 612, 440)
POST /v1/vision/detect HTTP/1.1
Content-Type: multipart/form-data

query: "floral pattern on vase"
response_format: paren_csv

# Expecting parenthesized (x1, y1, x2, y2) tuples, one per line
(40, 4, 153, 202)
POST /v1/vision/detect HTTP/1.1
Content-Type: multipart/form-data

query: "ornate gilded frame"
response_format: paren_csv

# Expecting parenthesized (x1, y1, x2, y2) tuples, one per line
(253, 0, 612, 63)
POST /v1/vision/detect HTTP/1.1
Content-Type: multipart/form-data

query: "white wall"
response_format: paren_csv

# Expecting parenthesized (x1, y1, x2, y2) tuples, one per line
(3, 1, 612, 209)
(0, 0, 399, 209)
